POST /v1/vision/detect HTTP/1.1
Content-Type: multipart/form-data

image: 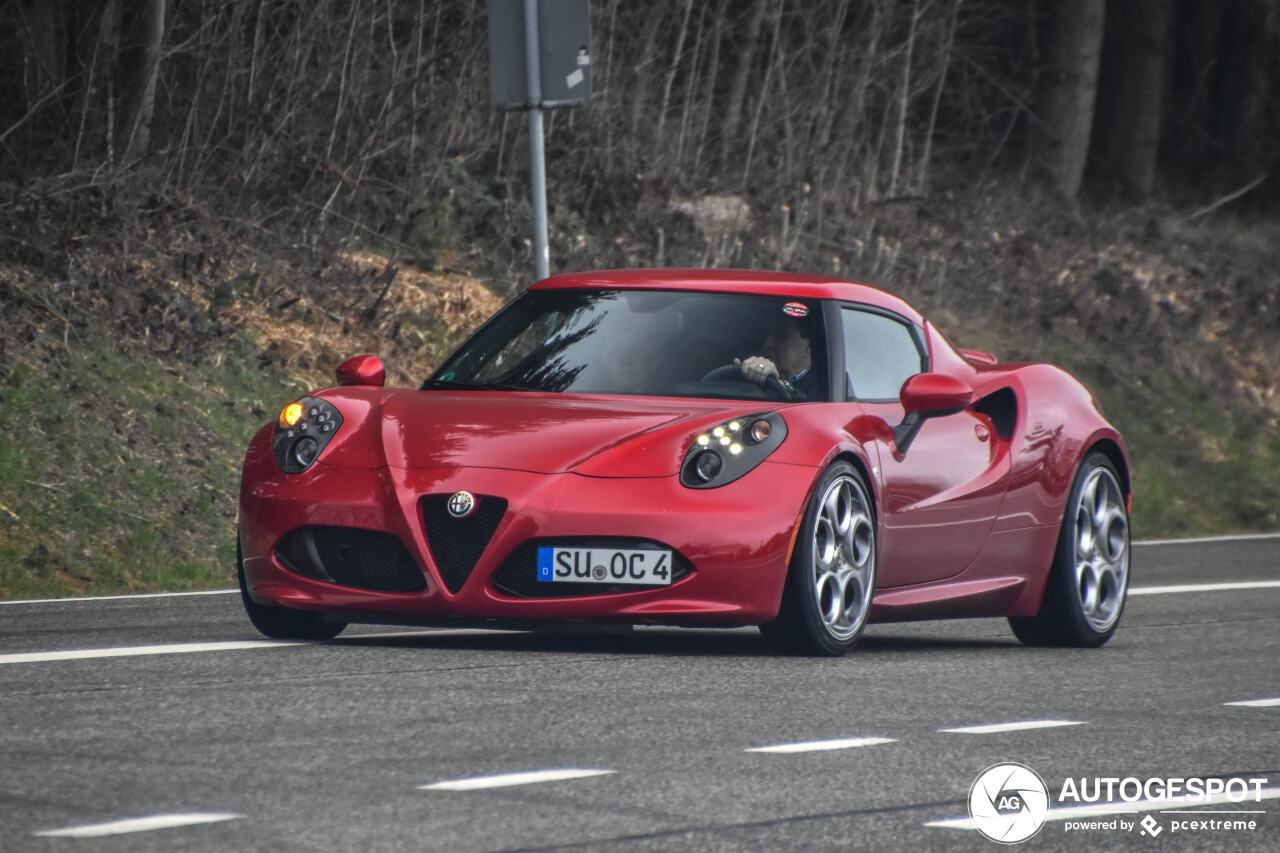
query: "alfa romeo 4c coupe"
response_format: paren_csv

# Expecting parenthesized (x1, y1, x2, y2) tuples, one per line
(238, 269, 1131, 655)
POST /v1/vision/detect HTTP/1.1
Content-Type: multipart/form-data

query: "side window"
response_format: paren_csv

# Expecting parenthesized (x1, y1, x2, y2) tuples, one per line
(841, 308, 925, 401)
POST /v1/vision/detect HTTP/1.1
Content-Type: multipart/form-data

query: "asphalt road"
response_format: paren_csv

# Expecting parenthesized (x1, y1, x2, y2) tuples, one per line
(1, 535, 1277, 852)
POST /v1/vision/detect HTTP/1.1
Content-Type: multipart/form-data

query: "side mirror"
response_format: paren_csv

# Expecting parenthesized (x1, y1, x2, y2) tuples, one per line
(893, 373, 973, 454)
(336, 354, 385, 388)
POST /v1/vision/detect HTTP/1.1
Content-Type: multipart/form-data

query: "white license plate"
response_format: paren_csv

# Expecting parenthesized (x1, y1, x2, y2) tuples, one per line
(537, 547, 673, 585)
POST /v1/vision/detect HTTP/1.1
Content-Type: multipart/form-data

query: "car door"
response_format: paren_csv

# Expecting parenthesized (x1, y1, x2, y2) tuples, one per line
(841, 306, 1007, 587)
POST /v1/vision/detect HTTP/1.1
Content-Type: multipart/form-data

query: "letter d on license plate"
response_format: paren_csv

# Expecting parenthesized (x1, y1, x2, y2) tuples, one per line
(537, 547, 673, 585)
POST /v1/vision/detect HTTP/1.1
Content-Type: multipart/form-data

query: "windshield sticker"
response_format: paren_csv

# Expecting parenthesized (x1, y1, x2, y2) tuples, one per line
(783, 302, 809, 318)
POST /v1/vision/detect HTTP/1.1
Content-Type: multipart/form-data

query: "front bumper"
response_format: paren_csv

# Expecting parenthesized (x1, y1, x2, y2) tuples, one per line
(239, 445, 816, 627)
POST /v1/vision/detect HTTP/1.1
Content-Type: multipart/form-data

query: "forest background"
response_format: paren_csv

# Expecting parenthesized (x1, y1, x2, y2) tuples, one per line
(0, 0, 1278, 597)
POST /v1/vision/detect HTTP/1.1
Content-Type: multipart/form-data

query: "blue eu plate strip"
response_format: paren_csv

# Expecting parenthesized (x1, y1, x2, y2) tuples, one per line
(537, 547, 553, 581)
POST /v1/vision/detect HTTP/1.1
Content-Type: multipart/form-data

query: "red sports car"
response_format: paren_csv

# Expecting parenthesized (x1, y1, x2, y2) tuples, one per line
(238, 269, 1131, 655)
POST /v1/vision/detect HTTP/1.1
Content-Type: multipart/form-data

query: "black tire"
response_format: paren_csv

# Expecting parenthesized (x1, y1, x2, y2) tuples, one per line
(1009, 452, 1130, 648)
(238, 534, 346, 641)
(761, 461, 877, 656)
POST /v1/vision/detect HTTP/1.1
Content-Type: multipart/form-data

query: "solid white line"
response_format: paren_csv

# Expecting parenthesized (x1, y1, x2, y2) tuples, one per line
(939, 720, 1085, 735)
(1134, 532, 1280, 546)
(0, 589, 239, 606)
(420, 769, 616, 792)
(0, 629, 535, 668)
(1225, 697, 1280, 707)
(344, 628, 529, 641)
(747, 737, 897, 754)
(34, 813, 243, 838)
(925, 788, 1280, 830)
(0, 640, 302, 666)
(1129, 580, 1280, 596)
(0, 532, 1273, 606)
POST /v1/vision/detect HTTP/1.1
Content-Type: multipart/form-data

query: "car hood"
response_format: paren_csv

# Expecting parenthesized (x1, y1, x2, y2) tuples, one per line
(317, 388, 776, 477)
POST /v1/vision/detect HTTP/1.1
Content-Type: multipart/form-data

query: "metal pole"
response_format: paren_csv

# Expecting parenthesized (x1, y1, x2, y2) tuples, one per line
(523, 0, 550, 281)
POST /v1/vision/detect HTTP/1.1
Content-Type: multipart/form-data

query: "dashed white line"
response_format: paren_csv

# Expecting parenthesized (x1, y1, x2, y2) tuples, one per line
(34, 813, 243, 838)
(1224, 697, 1280, 707)
(746, 736, 898, 754)
(926, 788, 1280, 831)
(939, 720, 1086, 735)
(420, 769, 616, 791)
(1129, 580, 1280, 596)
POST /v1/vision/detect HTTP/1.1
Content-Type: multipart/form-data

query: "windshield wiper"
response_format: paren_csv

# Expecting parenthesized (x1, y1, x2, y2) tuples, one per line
(419, 378, 482, 391)
(419, 378, 530, 392)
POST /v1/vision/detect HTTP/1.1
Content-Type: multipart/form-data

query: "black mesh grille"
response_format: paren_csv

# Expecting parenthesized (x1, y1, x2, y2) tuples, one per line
(276, 527, 426, 593)
(491, 539, 692, 598)
(422, 495, 508, 594)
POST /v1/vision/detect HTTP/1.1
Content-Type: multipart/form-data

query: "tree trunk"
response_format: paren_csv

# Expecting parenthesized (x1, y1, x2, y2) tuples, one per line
(1032, 0, 1105, 200)
(1212, 0, 1277, 166)
(719, 0, 770, 166)
(1092, 0, 1174, 198)
(119, 0, 166, 164)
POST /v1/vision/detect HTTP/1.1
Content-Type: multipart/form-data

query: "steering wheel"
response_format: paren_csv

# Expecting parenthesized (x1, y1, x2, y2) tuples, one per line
(700, 364, 743, 383)
(699, 364, 792, 400)
(764, 375, 791, 399)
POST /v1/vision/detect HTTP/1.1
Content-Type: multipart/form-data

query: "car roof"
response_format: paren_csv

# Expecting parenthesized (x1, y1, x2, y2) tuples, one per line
(530, 268, 924, 325)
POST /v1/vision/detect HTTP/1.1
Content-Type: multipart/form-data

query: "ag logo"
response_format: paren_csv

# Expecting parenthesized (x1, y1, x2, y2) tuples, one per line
(968, 763, 1050, 844)
(447, 490, 476, 518)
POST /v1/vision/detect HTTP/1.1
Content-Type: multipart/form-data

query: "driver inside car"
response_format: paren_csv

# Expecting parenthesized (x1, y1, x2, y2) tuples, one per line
(736, 317, 816, 399)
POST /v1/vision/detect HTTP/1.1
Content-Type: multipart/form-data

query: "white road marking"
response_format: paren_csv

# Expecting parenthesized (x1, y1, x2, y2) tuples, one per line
(925, 787, 1280, 830)
(1129, 580, 1280, 595)
(747, 736, 897, 754)
(0, 629, 535, 667)
(939, 720, 1086, 735)
(0, 589, 240, 606)
(0, 531, 1274, 607)
(1225, 697, 1280, 707)
(420, 769, 616, 791)
(346, 628, 528, 641)
(0, 640, 302, 666)
(34, 812, 243, 838)
(1134, 532, 1280, 546)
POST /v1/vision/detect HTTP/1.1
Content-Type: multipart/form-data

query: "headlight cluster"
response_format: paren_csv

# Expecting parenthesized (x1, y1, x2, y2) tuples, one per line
(272, 396, 343, 474)
(680, 412, 788, 489)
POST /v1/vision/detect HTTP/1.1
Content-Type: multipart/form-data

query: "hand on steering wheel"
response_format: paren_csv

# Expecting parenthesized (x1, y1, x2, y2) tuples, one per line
(698, 361, 791, 399)
(735, 356, 778, 385)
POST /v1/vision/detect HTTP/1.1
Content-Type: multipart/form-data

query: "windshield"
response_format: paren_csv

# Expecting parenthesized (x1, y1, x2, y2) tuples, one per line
(430, 289, 829, 402)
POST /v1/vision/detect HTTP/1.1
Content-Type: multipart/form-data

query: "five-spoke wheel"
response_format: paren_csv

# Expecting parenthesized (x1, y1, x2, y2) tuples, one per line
(1010, 452, 1130, 647)
(762, 461, 876, 655)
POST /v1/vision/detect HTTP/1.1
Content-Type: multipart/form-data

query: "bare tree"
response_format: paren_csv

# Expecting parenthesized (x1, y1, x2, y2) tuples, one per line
(1032, 0, 1106, 200)
(1092, 0, 1174, 198)
(119, 0, 167, 164)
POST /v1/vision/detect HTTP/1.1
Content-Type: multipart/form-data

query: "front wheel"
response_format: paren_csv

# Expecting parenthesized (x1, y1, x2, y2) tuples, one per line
(761, 462, 877, 656)
(238, 534, 346, 641)
(1009, 452, 1130, 647)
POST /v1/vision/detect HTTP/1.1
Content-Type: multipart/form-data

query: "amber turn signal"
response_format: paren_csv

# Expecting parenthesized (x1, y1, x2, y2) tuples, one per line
(279, 402, 305, 429)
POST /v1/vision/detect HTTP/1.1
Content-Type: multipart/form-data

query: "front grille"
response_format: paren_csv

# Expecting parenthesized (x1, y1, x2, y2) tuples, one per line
(491, 538, 692, 598)
(276, 527, 426, 593)
(422, 495, 508, 593)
